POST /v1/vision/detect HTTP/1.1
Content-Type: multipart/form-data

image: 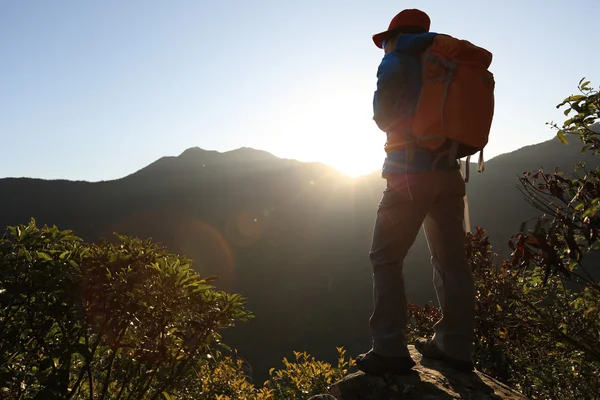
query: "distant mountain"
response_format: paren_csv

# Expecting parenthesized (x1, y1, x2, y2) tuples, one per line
(0, 139, 595, 381)
(129, 147, 300, 180)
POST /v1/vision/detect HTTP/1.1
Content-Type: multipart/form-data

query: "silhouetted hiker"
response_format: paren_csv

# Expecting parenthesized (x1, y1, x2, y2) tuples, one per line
(356, 8, 495, 375)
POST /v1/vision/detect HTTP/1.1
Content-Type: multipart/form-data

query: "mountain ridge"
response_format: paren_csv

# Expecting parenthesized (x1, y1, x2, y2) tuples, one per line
(1, 137, 571, 183)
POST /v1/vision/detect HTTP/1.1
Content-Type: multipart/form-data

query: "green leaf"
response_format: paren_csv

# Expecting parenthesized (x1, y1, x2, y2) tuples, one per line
(176, 269, 187, 285)
(219, 342, 232, 351)
(79, 247, 90, 258)
(583, 206, 600, 218)
(559, 323, 568, 335)
(61, 235, 81, 242)
(563, 95, 586, 103)
(563, 107, 572, 116)
(584, 306, 597, 315)
(581, 80, 590, 90)
(36, 251, 52, 261)
(192, 284, 213, 293)
(557, 130, 569, 145)
(161, 392, 172, 400)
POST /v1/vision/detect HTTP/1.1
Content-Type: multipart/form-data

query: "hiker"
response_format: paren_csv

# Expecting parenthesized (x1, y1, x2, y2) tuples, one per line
(356, 9, 495, 375)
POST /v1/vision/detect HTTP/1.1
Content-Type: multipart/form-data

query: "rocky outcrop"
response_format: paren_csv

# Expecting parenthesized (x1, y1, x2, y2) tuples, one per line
(312, 346, 527, 400)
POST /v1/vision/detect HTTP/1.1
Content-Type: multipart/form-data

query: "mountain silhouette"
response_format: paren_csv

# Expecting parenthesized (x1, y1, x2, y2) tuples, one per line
(0, 138, 595, 381)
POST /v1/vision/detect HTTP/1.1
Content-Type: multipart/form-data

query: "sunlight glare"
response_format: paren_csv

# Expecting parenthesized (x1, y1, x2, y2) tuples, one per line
(252, 74, 385, 177)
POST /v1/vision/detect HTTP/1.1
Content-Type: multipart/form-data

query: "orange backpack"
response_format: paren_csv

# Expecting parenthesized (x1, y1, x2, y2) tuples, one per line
(410, 34, 495, 175)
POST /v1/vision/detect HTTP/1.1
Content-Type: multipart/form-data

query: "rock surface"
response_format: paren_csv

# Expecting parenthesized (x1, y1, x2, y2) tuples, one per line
(311, 345, 527, 400)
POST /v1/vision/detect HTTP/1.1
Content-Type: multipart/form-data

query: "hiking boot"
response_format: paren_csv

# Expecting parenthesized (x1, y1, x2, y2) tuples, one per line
(414, 338, 474, 372)
(355, 350, 416, 376)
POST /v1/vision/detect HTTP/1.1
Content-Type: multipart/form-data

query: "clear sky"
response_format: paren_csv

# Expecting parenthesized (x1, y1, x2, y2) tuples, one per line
(1, 0, 598, 181)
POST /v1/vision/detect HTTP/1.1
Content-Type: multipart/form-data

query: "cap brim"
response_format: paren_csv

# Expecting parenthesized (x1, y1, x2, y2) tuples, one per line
(372, 31, 392, 49)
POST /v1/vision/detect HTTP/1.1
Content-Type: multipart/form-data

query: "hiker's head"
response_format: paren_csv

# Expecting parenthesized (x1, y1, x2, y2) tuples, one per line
(373, 9, 430, 52)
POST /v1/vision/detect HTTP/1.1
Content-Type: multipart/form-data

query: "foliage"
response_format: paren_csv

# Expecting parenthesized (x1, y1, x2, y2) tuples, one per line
(265, 347, 354, 400)
(509, 79, 600, 365)
(191, 356, 273, 400)
(470, 228, 599, 399)
(512, 78, 600, 287)
(0, 220, 251, 399)
(405, 301, 441, 343)
(502, 79, 600, 398)
(174, 347, 353, 400)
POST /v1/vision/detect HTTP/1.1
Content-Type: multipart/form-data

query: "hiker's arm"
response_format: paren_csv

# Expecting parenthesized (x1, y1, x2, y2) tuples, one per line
(372, 53, 414, 133)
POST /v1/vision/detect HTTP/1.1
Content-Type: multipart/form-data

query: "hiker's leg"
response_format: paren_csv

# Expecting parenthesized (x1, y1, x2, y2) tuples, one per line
(369, 174, 432, 357)
(423, 169, 475, 361)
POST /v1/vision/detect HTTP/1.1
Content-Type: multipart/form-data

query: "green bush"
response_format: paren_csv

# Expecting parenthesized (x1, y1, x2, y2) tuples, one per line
(265, 348, 353, 399)
(190, 356, 273, 400)
(0, 220, 250, 399)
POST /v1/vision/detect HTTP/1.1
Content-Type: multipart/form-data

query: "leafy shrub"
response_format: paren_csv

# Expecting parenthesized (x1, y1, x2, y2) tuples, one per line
(0, 220, 250, 399)
(265, 348, 354, 400)
(191, 356, 273, 400)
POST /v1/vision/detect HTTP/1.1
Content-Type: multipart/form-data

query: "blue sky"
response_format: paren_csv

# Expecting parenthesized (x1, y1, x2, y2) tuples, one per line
(1, 0, 598, 181)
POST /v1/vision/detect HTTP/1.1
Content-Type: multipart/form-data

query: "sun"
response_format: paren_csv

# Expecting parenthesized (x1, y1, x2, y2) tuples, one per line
(324, 146, 382, 177)
(256, 75, 386, 177)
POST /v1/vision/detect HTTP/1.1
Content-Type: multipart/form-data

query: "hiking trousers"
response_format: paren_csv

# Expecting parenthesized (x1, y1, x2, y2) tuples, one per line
(369, 168, 475, 361)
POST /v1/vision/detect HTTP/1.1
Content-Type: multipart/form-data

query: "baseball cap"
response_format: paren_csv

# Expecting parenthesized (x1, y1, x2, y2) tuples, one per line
(372, 9, 431, 48)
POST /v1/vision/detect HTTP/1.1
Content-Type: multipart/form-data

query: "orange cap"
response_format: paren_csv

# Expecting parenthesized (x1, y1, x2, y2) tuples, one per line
(372, 9, 431, 48)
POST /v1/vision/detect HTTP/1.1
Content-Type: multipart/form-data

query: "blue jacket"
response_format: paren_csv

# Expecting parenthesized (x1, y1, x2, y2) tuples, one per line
(373, 32, 459, 177)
